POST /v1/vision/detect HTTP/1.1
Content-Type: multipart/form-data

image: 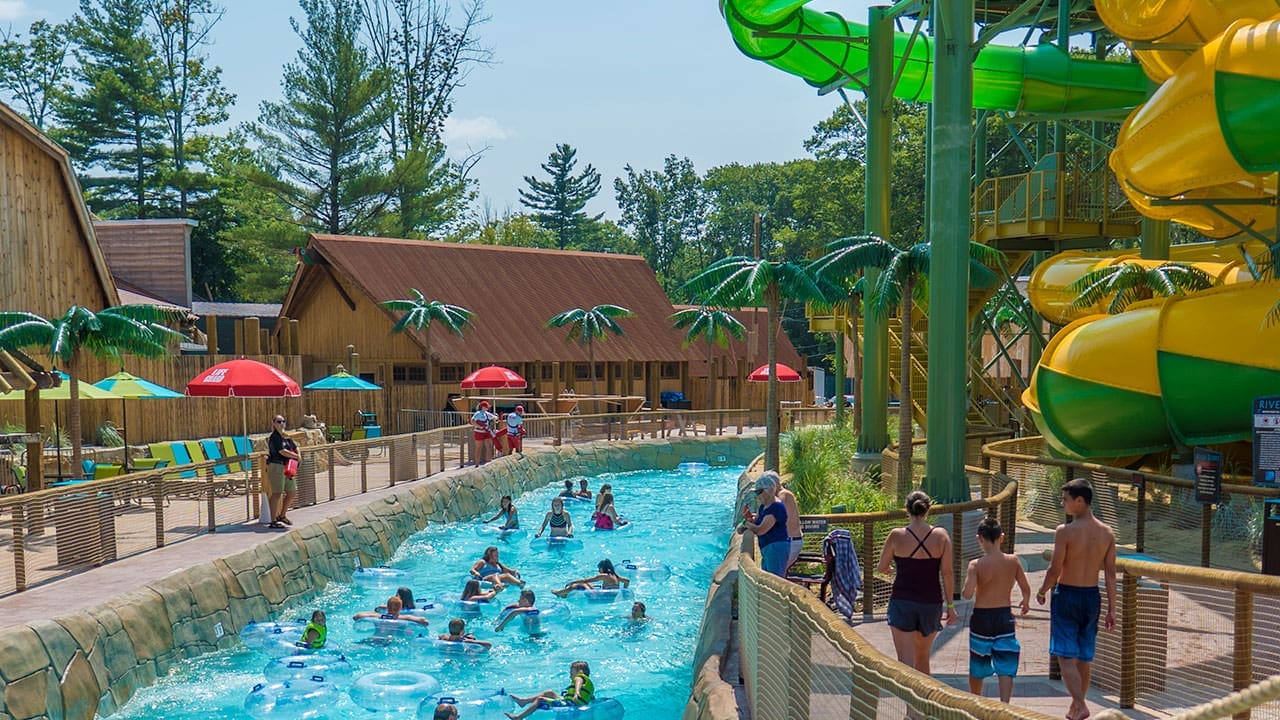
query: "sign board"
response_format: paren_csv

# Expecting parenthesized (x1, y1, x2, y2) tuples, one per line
(800, 517, 829, 535)
(1193, 446, 1223, 505)
(1255, 396, 1280, 487)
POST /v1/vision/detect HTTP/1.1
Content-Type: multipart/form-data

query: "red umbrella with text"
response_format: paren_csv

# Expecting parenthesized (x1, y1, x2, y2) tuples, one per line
(746, 363, 802, 383)
(186, 358, 302, 436)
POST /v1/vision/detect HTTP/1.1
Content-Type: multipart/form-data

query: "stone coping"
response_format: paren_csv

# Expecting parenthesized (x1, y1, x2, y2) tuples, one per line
(0, 435, 763, 720)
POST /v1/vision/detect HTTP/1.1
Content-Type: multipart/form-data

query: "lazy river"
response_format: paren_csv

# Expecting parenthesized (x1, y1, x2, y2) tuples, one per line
(106, 463, 743, 720)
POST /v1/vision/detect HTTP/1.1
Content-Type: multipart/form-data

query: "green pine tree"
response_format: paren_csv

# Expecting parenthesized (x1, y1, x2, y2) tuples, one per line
(55, 0, 168, 217)
(250, 0, 391, 235)
(519, 143, 604, 250)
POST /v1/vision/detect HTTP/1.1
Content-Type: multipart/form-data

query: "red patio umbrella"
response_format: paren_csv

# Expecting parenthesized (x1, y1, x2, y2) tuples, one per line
(186, 358, 302, 398)
(747, 363, 802, 383)
(460, 365, 527, 390)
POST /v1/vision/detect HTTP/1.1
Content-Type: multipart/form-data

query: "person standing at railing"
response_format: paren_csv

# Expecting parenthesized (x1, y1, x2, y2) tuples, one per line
(471, 401, 498, 466)
(266, 415, 300, 529)
(773, 473, 803, 574)
(1037, 479, 1117, 720)
(876, 490, 957, 678)
(740, 473, 789, 577)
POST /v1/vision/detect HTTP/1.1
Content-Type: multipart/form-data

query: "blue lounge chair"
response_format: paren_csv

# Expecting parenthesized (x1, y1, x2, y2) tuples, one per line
(201, 440, 229, 475)
(169, 442, 197, 478)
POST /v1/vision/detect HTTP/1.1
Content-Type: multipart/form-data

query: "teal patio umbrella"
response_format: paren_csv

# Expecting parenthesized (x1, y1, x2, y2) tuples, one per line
(1, 371, 122, 477)
(93, 371, 184, 472)
(304, 365, 382, 435)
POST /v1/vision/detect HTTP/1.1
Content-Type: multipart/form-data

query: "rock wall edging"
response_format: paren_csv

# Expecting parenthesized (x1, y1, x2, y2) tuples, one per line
(0, 435, 763, 720)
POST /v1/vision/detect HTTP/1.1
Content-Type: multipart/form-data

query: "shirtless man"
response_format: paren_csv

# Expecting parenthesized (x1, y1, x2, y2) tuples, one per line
(1036, 479, 1117, 720)
(962, 516, 1030, 703)
(771, 472, 803, 573)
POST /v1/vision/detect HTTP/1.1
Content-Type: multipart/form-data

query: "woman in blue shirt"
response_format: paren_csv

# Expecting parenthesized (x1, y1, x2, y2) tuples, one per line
(741, 471, 789, 577)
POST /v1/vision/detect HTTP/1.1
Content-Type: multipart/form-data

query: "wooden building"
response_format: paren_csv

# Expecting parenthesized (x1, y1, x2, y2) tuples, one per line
(0, 103, 118, 316)
(278, 235, 807, 430)
(93, 218, 197, 308)
(674, 305, 808, 411)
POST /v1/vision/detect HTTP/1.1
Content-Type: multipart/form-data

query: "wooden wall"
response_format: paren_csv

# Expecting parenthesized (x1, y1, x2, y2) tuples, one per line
(0, 354, 306, 445)
(0, 121, 112, 316)
(93, 220, 193, 307)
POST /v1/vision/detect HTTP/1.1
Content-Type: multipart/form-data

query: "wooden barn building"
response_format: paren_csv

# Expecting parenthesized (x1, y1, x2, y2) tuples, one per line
(278, 235, 808, 430)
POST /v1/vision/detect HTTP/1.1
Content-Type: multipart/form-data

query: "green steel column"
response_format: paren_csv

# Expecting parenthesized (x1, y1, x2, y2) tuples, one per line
(1054, 0, 1069, 152)
(1140, 218, 1171, 260)
(924, 0, 975, 502)
(859, 5, 892, 455)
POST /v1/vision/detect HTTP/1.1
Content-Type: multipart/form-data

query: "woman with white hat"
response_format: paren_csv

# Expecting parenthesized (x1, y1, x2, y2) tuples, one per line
(740, 471, 790, 577)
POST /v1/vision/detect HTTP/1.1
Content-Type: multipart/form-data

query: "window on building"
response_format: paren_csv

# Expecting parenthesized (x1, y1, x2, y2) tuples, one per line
(541, 365, 554, 380)
(660, 362, 680, 379)
(393, 365, 428, 383)
(438, 364, 464, 383)
(632, 363, 645, 379)
(574, 364, 590, 380)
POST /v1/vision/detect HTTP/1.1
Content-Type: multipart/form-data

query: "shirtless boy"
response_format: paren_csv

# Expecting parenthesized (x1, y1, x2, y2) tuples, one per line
(1036, 479, 1117, 720)
(961, 516, 1030, 703)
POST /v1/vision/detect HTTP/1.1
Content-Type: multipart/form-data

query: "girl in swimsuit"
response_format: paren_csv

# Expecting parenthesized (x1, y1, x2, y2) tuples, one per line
(593, 491, 625, 530)
(552, 559, 631, 597)
(536, 497, 574, 538)
(484, 495, 520, 530)
(470, 546, 525, 590)
(594, 484, 613, 515)
(462, 579, 498, 603)
(876, 490, 957, 676)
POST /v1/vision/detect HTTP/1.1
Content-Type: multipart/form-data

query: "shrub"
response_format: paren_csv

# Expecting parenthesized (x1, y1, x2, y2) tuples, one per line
(781, 422, 894, 514)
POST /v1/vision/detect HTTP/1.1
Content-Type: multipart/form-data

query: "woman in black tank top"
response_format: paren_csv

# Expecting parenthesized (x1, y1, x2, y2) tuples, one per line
(876, 490, 957, 677)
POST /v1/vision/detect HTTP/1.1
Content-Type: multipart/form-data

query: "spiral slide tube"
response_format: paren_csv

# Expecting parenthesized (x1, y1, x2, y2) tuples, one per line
(720, 0, 1150, 116)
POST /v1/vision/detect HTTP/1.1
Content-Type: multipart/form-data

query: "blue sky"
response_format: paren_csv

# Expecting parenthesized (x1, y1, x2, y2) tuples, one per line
(16, 0, 868, 219)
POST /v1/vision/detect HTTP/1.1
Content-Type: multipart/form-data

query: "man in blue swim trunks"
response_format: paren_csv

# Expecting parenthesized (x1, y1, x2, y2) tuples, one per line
(1037, 479, 1116, 720)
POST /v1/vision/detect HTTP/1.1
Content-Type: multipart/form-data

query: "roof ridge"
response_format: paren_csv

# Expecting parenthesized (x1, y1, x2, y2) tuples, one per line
(310, 234, 644, 262)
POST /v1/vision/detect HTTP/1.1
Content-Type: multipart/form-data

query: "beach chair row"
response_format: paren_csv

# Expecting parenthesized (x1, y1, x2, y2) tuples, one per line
(146, 437, 254, 479)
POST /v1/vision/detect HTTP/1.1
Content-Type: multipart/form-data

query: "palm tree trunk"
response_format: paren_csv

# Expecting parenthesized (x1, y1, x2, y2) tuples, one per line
(765, 285, 780, 471)
(851, 304, 863, 436)
(897, 278, 914, 494)
(707, 340, 715, 410)
(833, 330, 846, 426)
(589, 340, 598, 397)
(68, 356, 83, 472)
(424, 324, 433, 429)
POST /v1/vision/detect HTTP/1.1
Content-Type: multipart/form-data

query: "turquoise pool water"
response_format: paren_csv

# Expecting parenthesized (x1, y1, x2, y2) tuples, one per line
(109, 463, 742, 720)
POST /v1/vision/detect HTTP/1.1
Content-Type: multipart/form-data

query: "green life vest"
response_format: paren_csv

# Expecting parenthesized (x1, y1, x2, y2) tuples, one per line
(301, 621, 327, 649)
(562, 673, 594, 706)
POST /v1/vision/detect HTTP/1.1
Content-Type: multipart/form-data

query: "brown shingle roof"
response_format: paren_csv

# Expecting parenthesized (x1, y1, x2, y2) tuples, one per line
(290, 235, 698, 364)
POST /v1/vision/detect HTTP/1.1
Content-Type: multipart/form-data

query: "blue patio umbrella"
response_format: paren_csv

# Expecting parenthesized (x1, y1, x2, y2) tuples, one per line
(303, 367, 382, 391)
(93, 371, 184, 472)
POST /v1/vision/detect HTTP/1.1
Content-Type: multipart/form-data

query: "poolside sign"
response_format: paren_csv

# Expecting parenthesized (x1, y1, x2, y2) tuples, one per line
(1193, 447, 1222, 504)
(1254, 396, 1280, 487)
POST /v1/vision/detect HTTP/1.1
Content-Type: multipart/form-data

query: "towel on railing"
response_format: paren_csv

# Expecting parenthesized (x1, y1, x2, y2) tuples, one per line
(824, 528, 861, 619)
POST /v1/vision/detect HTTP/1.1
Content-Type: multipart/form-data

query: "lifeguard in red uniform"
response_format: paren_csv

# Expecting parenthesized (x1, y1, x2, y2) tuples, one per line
(471, 400, 497, 466)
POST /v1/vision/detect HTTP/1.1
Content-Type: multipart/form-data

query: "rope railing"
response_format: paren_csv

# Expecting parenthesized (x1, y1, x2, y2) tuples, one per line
(983, 435, 1279, 571)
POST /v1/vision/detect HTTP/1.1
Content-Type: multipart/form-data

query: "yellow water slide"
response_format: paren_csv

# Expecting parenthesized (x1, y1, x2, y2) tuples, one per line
(1024, 1, 1280, 460)
(1101, 1, 1280, 237)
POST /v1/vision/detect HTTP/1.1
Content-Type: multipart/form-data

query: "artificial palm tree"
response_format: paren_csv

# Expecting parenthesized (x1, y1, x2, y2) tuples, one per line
(1069, 262, 1217, 315)
(811, 235, 1005, 495)
(546, 305, 633, 396)
(0, 304, 186, 471)
(670, 306, 746, 410)
(809, 269, 867, 430)
(683, 257, 823, 472)
(382, 289, 474, 424)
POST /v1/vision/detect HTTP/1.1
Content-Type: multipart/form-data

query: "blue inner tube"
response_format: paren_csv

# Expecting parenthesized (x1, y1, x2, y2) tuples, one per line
(500, 603, 573, 635)
(353, 616, 428, 641)
(350, 670, 442, 713)
(264, 654, 355, 685)
(245, 678, 340, 720)
(527, 697, 625, 719)
(620, 559, 671, 581)
(403, 601, 450, 620)
(351, 566, 408, 585)
(417, 637, 491, 656)
(561, 587, 636, 607)
(422, 687, 510, 720)
(476, 524, 526, 538)
(240, 621, 309, 655)
(677, 461, 710, 473)
(529, 536, 583, 552)
(435, 593, 494, 615)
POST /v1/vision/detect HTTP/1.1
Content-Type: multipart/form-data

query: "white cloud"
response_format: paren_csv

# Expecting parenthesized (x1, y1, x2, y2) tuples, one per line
(443, 115, 510, 147)
(0, 1, 28, 22)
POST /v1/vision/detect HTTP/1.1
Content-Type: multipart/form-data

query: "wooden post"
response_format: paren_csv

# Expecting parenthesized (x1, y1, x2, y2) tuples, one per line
(277, 316, 291, 354)
(424, 432, 432, 475)
(1234, 589, 1254, 720)
(327, 447, 336, 501)
(23, 389, 43, 534)
(289, 319, 300, 356)
(1202, 503, 1213, 567)
(862, 523, 875, 616)
(154, 476, 165, 548)
(410, 433, 419, 478)
(360, 455, 368, 493)
(206, 469, 216, 532)
(1120, 573, 1138, 707)
(438, 432, 445, 473)
(260, 328, 270, 355)
(205, 315, 219, 354)
(552, 362, 562, 446)
(13, 504, 26, 592)
(244, 317, 260, 354)
(1135, 475, 1146, 553)
(234, 318, 245, 355)
(458, 430, 466, 469)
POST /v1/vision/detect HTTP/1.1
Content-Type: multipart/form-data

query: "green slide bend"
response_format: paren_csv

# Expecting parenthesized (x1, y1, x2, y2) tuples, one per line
(721, 0, 1150, 116)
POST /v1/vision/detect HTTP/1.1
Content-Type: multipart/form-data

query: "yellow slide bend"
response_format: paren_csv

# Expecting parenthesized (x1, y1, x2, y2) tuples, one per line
(1100, 1, 1280, 237)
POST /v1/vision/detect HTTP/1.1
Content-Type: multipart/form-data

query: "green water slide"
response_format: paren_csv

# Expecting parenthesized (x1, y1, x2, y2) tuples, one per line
(721, 0, 1150, 115)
